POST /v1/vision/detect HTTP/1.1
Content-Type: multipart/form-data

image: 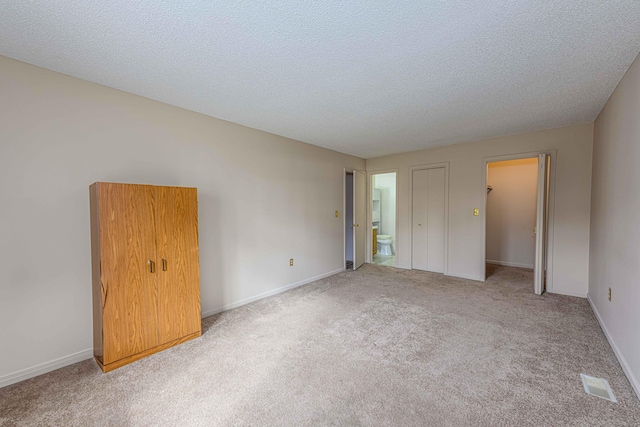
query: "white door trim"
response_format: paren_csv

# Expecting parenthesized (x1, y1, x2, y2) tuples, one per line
(354, 170, 366, 270)
(534, 154, 549, 295)
(408, 162, 450, 275)
(481, 150, 557, 291)
(342, 168, 355, 271)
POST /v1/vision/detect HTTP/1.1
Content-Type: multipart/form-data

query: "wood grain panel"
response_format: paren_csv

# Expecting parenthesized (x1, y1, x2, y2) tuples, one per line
(155, 186, 201, 344)
(97, 183, 159, 364)
(373, 228, 377, 255)
(96, 330, 201, 373)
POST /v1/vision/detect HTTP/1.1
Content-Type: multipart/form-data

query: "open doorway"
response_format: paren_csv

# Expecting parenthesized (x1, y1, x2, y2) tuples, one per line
(486, 158, 537, 277)
(371, 172, 397, 267)
(485, 155, 550, 294)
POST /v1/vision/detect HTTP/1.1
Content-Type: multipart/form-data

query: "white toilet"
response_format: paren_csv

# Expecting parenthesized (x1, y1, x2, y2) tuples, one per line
(377, 235, 393, 256)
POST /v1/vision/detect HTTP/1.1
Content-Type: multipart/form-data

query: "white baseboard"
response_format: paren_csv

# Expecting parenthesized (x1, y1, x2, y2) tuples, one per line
(201, 268, 344, 318)
(0, 348, 93, 389)
(1, 269, 345, 389)
(588, 294, 640, 401)
(445, 272, 485, 282)
(486, 259, 534, 269)
(547, 288, 587, 298)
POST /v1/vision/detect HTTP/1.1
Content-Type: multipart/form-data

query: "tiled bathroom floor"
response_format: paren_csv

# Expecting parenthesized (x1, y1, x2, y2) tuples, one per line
(372, 254, 396, 266)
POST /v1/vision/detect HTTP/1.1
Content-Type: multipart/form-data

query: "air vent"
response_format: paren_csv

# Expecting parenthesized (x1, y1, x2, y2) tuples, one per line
(580, 374, 617, 402)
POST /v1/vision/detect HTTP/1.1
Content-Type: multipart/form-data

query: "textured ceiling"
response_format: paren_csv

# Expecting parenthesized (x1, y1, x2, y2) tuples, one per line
(2, 1, 640, 158)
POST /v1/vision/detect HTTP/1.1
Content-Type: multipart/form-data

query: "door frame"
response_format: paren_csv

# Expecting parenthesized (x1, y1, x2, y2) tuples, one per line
(408, 162, 450, 274)
(353, 170, 367, 270)
(343, 168, 355, 271)
(481, 149, 557, 290)
(366, 169, 399, 266)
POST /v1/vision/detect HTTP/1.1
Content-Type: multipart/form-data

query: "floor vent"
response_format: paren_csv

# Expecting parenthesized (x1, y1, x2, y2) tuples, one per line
(580, 374, 617, 402)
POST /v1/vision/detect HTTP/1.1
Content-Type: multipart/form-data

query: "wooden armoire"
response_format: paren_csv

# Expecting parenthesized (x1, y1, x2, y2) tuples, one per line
(89, 182, 201, 372)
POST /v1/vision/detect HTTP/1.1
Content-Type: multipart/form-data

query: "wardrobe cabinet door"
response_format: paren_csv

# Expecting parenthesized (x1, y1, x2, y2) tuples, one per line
(98, 183, 159, 364)
(155, 186, 201, 344)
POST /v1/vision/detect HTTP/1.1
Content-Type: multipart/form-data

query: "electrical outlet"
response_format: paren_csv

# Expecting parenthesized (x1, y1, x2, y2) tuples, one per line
(335, 210, 339, 217)
(608, 287, 612, 302)
(290, 258, 294, 266)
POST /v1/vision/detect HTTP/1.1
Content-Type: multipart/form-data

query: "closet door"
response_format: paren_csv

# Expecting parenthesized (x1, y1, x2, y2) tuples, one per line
(426, 168, 445, 273)
(412, 170, 429, 270)
(411, 168, 446, 273)
(155, 186, 201, 344)
(98, 183, 159, 364)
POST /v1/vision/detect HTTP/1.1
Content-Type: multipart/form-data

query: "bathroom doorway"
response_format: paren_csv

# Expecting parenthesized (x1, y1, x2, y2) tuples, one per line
(484, 153, 552, 295)
(370, 172, 397, 267)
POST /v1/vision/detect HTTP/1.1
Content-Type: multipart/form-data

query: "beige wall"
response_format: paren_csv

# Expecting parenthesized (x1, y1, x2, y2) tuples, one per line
(366, 123, 593, 296)
(0, 56, 364, 383)
(486, 159, 538, 268)
(590, 53, 640, 397)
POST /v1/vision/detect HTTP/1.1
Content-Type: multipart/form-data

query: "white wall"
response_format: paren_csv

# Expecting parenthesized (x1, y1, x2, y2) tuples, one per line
(366, 123, 593, 296)
(373, 173, 396, 250)
(589, 52, 640, 398)
(486, 158, 538, 268)
(0, 56, 364, 384)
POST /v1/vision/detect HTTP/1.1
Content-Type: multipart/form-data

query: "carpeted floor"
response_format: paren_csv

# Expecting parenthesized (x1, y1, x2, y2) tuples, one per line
(1, 264, 639, 426)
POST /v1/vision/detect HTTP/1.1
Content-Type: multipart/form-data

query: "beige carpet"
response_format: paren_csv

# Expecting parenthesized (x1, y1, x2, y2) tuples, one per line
(1, 264, 639, 426)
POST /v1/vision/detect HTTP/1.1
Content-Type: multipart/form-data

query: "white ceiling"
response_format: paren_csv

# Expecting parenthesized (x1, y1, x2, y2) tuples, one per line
(2, 1, 640, 158)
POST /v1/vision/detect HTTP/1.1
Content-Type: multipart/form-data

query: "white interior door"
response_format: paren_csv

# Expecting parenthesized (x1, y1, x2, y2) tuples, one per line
(353, 170, 366, 270)
(534, 154, 549, 295)
(345, 173, 354, 264)
(427, 168, 446, 273)
(412, 170, 429, 270)
(412, 168, 445, 273)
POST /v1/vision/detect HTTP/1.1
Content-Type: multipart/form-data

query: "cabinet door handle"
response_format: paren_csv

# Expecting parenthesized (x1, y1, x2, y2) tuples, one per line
(148, 260, 154, 273)
(162, 259, 167, 271)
